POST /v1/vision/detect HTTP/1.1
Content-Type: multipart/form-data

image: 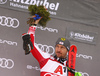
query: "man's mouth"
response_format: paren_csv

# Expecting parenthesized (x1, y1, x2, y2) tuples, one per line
(56, 52, 61, 54)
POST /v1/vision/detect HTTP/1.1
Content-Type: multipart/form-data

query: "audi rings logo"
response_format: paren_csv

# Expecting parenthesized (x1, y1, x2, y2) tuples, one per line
(0, 58, 14, 69)
(0, 0, 7, 4)
(0, 16, 19, 28)
(35, 43, 55, 55)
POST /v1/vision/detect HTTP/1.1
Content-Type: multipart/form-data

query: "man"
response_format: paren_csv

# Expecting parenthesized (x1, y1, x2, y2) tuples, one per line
(22, 19, 70, 76)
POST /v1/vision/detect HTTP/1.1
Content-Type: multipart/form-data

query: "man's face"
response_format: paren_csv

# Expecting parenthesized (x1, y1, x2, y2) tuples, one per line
(55, 44, 68, 58)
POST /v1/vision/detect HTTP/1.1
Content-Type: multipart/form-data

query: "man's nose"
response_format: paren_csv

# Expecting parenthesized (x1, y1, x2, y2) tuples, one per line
(57, 47, 61, 51)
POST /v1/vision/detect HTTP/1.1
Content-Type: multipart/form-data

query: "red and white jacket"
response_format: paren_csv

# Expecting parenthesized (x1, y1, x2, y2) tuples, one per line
(28, 26, 68, 76)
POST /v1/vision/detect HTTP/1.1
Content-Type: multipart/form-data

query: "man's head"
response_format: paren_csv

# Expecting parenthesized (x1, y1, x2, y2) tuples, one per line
(55, 37, 70, 58)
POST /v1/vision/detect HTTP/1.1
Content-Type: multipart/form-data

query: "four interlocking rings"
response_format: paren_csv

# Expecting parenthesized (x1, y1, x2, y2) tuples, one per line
(0, 16, 19, 28)
(35, 43, 55, 55)
(0, 58, 14, 69)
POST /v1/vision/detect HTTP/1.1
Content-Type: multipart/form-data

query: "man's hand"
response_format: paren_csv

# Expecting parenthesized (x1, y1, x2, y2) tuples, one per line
(32, 14, 42, 25)
(34, 17, 42, 25)
(27, 14, 42, 26)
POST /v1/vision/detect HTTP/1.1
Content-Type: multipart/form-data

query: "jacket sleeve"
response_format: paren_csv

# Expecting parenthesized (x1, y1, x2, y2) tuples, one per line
(27, 26, 50, 63)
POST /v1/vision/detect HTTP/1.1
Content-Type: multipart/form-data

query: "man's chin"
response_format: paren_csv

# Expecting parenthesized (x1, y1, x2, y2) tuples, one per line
(56, 55, 61, 58)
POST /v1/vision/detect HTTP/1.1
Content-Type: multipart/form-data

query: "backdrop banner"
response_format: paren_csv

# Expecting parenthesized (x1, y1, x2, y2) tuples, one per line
(0, 0, 100, 27)
(0, 0, 100, 76)
(66, 28, 98, 45)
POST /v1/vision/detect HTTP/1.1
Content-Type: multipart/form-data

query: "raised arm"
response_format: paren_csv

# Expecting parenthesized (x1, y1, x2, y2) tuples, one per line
(22, 17, 50, 63)
(22, 16, 41, 55)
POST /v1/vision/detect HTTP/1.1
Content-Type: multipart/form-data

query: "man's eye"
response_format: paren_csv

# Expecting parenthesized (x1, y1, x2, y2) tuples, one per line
(61, 47, 64, 48)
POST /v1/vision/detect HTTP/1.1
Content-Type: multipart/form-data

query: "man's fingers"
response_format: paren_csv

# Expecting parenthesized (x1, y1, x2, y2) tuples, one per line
(34, 17, 42, 24)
